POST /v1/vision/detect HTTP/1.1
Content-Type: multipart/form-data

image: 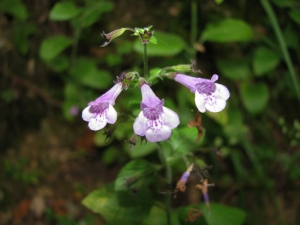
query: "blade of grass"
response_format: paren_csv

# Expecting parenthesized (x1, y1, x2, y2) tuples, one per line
(260, 0, 300, 104)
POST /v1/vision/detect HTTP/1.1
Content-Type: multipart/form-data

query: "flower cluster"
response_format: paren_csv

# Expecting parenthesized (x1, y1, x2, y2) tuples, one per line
(82, 27, 230, 143)
(82, 73, 229, 142)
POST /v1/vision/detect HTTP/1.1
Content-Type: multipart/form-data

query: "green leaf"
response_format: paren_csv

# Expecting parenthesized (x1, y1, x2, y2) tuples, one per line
(252, 47, 281, 76)
(214, 0, 224, 4)
(115, 159, 157, 191)
(144, 206, 181, 225)
(223, 109, 245, 143)
(150, 36, 157, 44)
(82, 183, 153, 223)
(70, 57, 112, 89)
(200, 18, 253, 43)
(271, 0, 293, 8)
(283, 27, 299, 50)
(1, 89, 14, 103)
(94, 130, 110, 147)
(170, 126, 205, 153)
(133, 31, 186, 56)
(206, 107, 229, 126)
(200, 203, 246, 225)
(127, 141, 157, 158)
(216, 58, 251, 80)
(13, 22, 36, 55)
(289, 10, 300, 25)
(75, 1, 114, 28)
(47, 55, 70, 72)
(0, 0, 28, 20)
(102, 147, 120, 165)
(49, 2, 83, 21)
(240, 82, 269, 114)
(39, 35, 72, 61)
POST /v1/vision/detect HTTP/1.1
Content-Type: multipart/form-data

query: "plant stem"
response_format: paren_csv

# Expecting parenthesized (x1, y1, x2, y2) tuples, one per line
(157, 144, 172, 225)
(240, 135, 265, 180)
(260, 0, 300, 103)
(143, 44, 149, 79)
(71, 27, 81, 66)
(191, 0, 197, 46)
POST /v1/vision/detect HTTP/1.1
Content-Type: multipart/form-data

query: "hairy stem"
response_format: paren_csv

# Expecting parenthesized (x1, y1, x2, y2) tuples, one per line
(157, 144, 172, 225)
(143, 44, 149, 79)
(260, 0, 300, 103)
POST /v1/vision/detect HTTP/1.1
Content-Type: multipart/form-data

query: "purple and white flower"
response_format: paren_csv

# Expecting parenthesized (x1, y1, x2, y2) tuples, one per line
(174, 74, 230, 113)
(133, 84, 180, 142)
(82, 82, 123, 131)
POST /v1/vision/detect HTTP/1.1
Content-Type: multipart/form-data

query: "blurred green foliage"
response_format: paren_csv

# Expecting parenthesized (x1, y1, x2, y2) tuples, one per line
(1, 0, 300, 224)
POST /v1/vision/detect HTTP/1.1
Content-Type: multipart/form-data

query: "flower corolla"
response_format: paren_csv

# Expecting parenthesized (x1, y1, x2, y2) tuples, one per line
(174, 74, 230, 113)
(133, 84, 179, 142)
(82, 82, 123, 130)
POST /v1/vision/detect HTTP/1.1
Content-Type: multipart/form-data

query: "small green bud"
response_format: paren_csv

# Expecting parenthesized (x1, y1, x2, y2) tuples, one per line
(133, 26, 155, 45)
(163, 60, 201, 73)
(100, 27, 135, 47)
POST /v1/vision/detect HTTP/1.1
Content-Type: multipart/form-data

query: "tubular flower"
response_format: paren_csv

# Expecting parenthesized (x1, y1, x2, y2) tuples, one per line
(82, 82, 123, 131)
(133, 84, 179, 142)
(174, 74, 230, 113)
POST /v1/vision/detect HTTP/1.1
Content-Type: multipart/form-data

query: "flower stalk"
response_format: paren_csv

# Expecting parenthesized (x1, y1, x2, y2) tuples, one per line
(143, 43, 148, 79)
(157, 143, 172, 225)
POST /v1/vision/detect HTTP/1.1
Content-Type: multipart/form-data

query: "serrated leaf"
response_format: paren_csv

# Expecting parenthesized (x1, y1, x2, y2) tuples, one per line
(216, 58, 251, 80)
(115, 159, 157, 191)
(70, 58, 112, 89)
(240, 83, 269, 114)
(133, 31, 186, 56)
(201, 19, 253, 43)
(49, 2, 82, 21)
(39, 35, 72, 61)
(75, 1, 114, 28)
(289, 10, 300, 25)
(0, 0, 28, 20)
(253, 47, 281, 76)
(82, 183, 153, 223)
(200, 203, 246, 225)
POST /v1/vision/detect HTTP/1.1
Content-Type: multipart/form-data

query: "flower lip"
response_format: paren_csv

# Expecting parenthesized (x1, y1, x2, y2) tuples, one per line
(82, 82, 123, 131)
(174, 73, 230, 113)
(133, 84, 180, 142)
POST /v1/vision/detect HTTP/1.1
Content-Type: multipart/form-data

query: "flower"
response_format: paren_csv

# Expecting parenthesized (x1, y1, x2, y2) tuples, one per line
(82, 82, 123, 131)
(174, 74, 230, 113)
(133, 83, 179, 142)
